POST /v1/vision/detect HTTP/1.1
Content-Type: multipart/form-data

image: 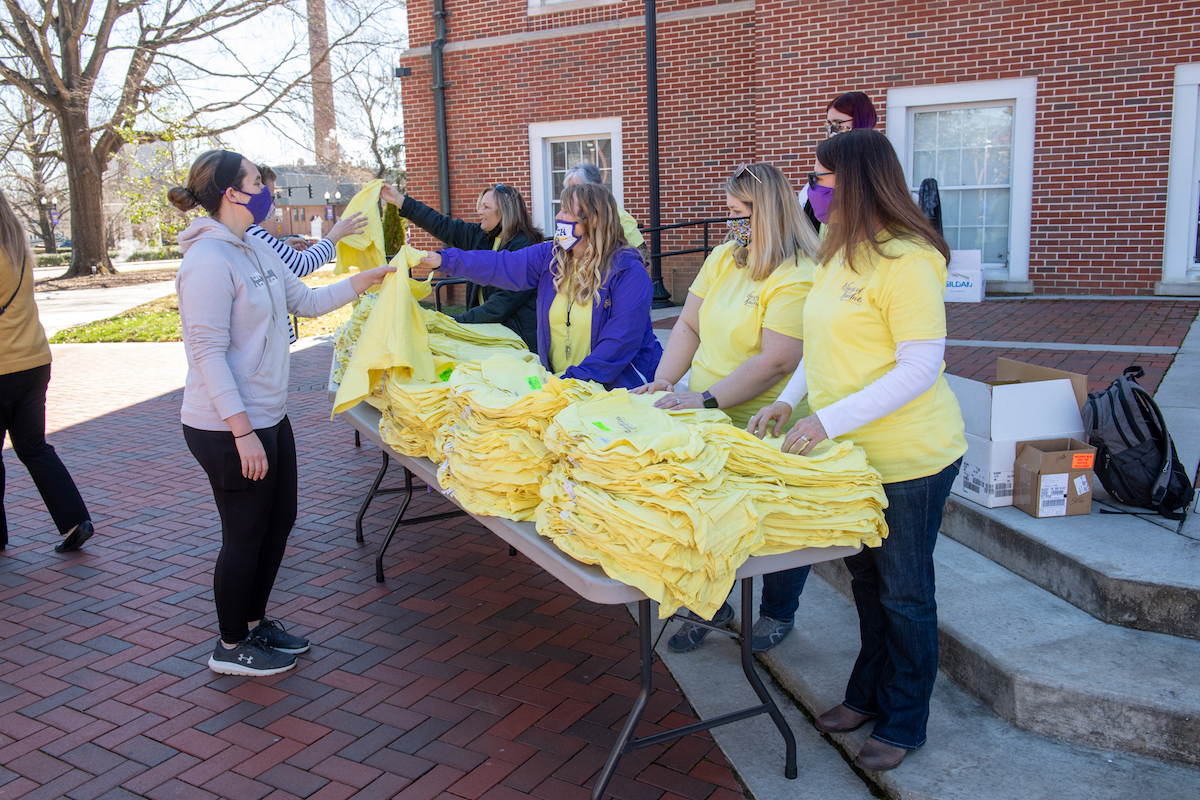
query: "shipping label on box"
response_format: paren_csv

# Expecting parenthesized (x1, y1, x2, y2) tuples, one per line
(1013, 438, 1097, 518)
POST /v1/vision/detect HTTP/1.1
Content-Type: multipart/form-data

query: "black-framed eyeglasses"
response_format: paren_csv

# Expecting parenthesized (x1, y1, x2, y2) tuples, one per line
(808, 171, 833, 190)
(824, 119, 854, 136)
(733, 163, 763, 185)
(493, 183, 510, 196)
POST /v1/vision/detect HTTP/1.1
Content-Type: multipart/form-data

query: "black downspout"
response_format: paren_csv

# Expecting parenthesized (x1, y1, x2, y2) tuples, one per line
(645, 0, 671, 307)
(432, 0, 451, 214)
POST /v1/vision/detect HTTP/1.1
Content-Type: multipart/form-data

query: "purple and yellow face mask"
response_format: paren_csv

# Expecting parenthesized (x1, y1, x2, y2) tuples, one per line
(555, 219, 582, 252)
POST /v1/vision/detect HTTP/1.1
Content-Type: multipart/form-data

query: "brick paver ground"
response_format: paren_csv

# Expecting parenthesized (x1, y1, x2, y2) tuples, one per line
(652, 298, 1200, 394)
(0, 342, 745, 800)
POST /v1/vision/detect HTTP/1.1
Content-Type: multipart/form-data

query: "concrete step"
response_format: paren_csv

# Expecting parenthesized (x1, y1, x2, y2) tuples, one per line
(811, 536, 1200, 766)
(941, 496, 1200, 639)
(725, 573, 1200, 799)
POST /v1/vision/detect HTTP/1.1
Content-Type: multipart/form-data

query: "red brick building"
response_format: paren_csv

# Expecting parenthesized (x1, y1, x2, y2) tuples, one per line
(397, 0, 1200, 297)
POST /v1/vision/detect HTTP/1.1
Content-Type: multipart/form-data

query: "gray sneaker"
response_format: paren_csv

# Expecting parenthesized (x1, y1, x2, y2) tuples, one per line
(208, 634, 297, 676)
(751, 616, 794, 652)
(252, 619, 310, 654)
(667, 602, 734, 653)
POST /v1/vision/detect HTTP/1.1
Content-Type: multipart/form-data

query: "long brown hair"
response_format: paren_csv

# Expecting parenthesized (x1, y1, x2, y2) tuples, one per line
(551, 183, 629, 305)
(480, 184, 544, 246)
(725, 163, 819, 280)
(0, 188, 34, 280)
(815, 129, 950, 272)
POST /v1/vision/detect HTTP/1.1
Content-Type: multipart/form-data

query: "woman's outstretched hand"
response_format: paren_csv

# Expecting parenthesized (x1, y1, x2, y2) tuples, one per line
(380, 184, 405, 207)
(747, 401, 793, 439)
(631, 379, 673, 395)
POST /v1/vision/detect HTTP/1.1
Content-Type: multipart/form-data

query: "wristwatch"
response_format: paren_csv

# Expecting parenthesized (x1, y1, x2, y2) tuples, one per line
(701, 390, 719, 409)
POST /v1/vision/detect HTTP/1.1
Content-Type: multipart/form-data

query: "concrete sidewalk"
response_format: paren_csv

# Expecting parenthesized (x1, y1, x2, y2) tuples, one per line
(35, 281, 177, 337)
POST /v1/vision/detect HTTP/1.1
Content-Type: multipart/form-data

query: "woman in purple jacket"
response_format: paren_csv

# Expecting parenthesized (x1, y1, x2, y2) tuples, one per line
(421, 183, 662, 390)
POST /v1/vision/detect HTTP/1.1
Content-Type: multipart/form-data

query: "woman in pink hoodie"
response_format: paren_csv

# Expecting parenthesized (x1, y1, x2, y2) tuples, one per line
(169, 149, 393, 678)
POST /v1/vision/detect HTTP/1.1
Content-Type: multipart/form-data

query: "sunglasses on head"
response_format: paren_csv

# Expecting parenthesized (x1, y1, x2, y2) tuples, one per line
(808, 171, 833, 189)
(493, 183, 510, 196)
(733, 163, 763, 185)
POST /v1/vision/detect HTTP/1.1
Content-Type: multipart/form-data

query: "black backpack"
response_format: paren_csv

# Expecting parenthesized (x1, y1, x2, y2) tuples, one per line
(1081, 366, 1195, 521)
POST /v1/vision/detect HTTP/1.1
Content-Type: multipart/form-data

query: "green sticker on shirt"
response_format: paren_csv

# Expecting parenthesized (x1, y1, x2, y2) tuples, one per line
(525, 376, 543, 390)
(438, 366, 454, 382)
(592, 421, 611, 431)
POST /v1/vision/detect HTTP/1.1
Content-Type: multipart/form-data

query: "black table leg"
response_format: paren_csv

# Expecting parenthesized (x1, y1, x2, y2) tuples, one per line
(374, 467, 466, 583)
(356, 449, 390, 544)
(589, 579, 799, 798)
(739, 576, 798, 779)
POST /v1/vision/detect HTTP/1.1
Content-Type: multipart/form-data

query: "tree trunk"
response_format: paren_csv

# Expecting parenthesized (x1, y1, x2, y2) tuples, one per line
(36, 207, 56, 254)
(59, 106, 115, 276)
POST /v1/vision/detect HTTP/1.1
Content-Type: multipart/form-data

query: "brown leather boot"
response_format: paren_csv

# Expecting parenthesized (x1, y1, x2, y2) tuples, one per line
(815, 704, 872, 733)
(854, 738, 909, 771)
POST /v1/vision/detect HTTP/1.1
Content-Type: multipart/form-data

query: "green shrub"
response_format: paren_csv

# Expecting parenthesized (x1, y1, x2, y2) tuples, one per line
(126, 248, 183, 262)
(36, 253, 70, 267)
(382, 203, 406, 257)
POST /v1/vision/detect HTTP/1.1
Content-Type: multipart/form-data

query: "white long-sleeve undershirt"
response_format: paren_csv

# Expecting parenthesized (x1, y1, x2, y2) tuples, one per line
(776, 338, 946, 439)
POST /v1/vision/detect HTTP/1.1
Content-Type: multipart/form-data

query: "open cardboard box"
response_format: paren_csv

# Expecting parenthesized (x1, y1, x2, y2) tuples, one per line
(945, 358, 1089, 508)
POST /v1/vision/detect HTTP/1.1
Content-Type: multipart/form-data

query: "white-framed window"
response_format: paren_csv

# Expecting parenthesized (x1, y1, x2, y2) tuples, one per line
(528, 117, 623, 233)
(888, 78, 1036, 286)
(527, 0, 619, 16)
(1162, 64, 1200, 288)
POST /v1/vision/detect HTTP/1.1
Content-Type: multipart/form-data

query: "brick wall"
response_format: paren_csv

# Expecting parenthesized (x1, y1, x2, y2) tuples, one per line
(400, 0, 1200, 295)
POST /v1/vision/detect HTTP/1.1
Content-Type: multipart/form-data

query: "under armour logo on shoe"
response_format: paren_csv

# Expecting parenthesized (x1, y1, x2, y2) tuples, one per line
(238, 654, 253, 664)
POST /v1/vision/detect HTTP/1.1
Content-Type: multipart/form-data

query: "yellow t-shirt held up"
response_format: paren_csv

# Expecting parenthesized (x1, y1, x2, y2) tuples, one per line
(687, 242, 814, 428)
(803, 238, 966, 483)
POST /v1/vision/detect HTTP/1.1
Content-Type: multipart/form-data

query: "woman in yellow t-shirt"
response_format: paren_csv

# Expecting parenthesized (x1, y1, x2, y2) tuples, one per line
(749, 129, 966, 772)
(632, 162, 820, 654)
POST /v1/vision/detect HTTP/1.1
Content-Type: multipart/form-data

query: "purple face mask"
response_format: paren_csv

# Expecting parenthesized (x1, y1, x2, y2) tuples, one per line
(808, 185, 834, 223)
(232, 185, 275, 225)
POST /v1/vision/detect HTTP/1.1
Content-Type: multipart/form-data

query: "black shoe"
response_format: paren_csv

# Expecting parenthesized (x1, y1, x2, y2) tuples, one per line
(55, 520, 94, 553)
(252, 618, 310, 654)
(667, 602, 734, 653)
(208, 634, 297, 676)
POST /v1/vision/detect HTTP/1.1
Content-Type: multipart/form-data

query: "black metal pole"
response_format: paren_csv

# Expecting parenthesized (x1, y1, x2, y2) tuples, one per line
(432, 0, 451, 214)
(645, 0, 671, 308)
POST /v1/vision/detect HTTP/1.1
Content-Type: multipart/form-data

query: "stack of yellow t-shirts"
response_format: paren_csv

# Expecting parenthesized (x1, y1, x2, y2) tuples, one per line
(378, 356, 456, 460)
(332, 246, 435, 415)
(710, 426, 889, 554)
(536, 392, 888, 620)
(538, 392, 760, 619)
(332, 290, 379, 386)
(436, 355, 592, 521)
(378, 309, 537, 460)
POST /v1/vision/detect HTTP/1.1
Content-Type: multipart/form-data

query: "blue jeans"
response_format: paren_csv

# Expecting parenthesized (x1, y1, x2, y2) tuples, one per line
(842, 459, 961, 750)
(759, 566, 810, 622)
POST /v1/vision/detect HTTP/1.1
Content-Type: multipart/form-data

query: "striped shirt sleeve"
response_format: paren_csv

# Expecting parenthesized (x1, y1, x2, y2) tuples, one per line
(246, 225, 335, 277)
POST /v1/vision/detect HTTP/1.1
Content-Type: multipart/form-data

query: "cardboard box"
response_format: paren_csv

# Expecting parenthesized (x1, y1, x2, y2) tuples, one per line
(947, 359, 1089, 508)
(1013, 438, 1098, 518)
(946, 250, 985, 303)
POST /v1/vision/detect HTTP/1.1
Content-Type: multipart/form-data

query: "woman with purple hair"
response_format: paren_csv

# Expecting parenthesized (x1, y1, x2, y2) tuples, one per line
(803, 91, 878, 231)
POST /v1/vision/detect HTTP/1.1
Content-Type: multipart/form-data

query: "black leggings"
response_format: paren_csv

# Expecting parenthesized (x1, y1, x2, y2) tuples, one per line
(0, 364, 89, 546)
(184, 417, 297, 643)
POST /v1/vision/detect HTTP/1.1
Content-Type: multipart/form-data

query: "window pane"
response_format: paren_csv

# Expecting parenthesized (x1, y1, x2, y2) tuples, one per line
(914, 112, 937, 150)
(552, 143, 566, 171)
(985, 188, 1010, 226)
(959, 226, 983, 251)
(937, 110, 961, 148)
(943, 226, 959, 249)
(984, 226, 1009, 265)
(959, 189, 984, 226)
(913, 150, 936, 183)
(988, 106, 1013, 146)
(963, 147, 987, 185)
(546, 135, 614, 229)
(941, 191, 960, 227)
(961, 109, 990, 148)
(985, 147, 1011, 184)
(938, 149, 961, 186)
